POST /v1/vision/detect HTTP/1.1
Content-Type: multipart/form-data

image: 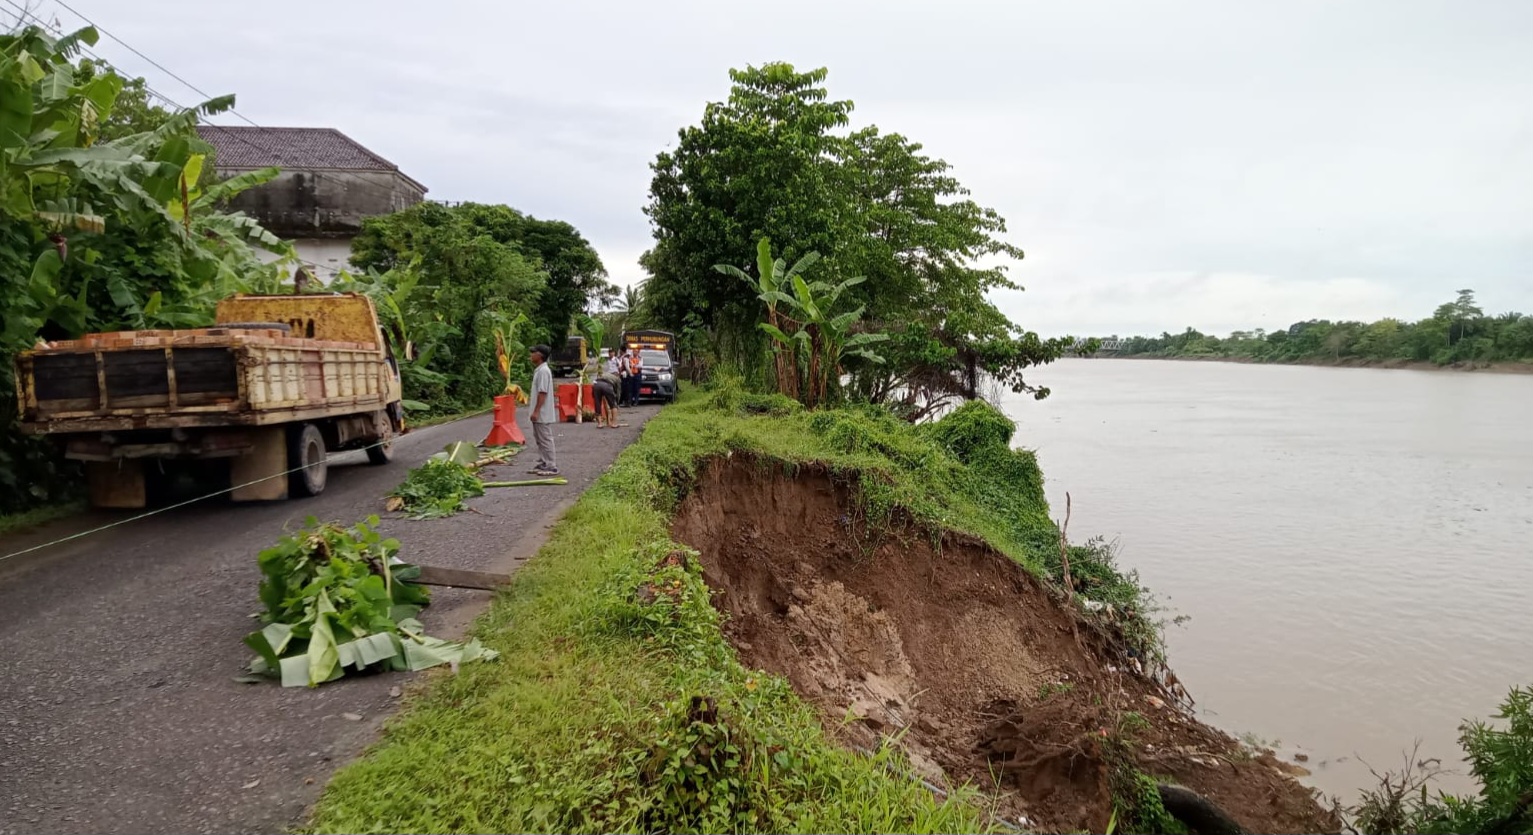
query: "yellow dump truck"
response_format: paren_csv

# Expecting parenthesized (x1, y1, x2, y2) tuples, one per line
(14, 293, 405, 508)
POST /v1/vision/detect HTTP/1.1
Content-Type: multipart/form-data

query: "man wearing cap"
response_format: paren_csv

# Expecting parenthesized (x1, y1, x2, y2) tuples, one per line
(528, 343, 558, 476)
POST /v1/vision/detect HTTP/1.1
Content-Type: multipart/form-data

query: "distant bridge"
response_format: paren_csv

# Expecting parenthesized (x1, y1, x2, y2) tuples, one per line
(1073, 337, 1126, 354)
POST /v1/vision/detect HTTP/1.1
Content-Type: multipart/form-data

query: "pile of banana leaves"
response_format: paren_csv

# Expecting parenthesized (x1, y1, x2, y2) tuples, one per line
(243, 516, 497, 687)
(386, 442, 566, 519)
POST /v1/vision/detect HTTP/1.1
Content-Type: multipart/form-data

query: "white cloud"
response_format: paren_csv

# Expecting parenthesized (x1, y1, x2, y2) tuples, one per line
(63, 0, 1533, 334)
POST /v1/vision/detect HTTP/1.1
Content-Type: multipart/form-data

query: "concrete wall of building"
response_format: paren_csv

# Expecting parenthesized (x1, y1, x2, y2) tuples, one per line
(250, 237, 355, 284)
(294, 238, 355, 283)
(221, 168, 426, 239)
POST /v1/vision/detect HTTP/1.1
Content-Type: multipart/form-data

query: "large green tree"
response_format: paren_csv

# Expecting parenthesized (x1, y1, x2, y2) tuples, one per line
(642, 63, 855, 371)
(643, 62, 1071, 414)
(347, 202, 613, 412)
(348, 203, 546, 412)
(452, 203, 615, 342)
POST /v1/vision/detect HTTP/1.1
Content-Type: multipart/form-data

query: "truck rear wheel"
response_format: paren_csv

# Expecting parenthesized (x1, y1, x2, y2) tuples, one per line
(288, 423, 328, 497)
(366, 416, 396, 465)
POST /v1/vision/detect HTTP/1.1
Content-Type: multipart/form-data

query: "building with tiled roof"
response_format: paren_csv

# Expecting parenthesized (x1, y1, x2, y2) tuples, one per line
(197, 126, 428, 282)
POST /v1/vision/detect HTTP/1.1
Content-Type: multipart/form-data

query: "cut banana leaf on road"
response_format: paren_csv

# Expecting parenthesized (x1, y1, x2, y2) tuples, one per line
(252, 625, 499, 688)
(430, 440, 480, 466)
(482, 478, 568, 487)
(242, 517, 497, 688)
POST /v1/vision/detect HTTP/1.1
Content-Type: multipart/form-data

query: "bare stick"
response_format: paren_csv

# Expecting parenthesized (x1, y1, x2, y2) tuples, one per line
(1058, 492, 1074, 602)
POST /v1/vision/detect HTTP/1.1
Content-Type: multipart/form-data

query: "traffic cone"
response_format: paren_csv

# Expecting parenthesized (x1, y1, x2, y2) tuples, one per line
(484, 393, 526, 446)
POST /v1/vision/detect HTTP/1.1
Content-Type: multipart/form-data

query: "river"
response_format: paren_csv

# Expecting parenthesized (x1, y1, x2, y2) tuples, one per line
(1001, 357, 1533, 801)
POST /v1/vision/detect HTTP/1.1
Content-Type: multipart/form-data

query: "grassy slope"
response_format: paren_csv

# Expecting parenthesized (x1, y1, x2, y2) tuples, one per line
(307, 387, 1154, 834)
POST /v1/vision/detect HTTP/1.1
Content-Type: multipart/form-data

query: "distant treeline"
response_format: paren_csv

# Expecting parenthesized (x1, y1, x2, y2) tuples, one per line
(1108, 290, 1533, 366)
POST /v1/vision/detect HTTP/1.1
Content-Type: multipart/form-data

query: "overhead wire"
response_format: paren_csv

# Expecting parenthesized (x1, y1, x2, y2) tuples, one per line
(0, 435, 400, 564)
(0, 0, 329, 274)
(5, 0, 431, 242)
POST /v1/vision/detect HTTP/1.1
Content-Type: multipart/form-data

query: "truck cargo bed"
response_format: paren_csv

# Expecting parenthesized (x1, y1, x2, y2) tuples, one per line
(17, 326, 391, 433)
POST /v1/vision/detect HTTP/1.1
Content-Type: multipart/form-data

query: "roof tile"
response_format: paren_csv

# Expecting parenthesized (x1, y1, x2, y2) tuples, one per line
(195, 126, 401, 172)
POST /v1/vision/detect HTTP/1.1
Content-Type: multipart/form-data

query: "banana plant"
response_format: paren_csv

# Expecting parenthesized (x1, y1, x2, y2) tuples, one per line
(780, 272, 888, 408)
(580, 313, 607, 358)
(491, 312, 533, 397)
(714, 237, 820, 399)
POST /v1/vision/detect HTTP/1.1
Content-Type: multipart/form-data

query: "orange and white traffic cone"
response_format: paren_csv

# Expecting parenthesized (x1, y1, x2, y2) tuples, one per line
(484, 393, 526, 447)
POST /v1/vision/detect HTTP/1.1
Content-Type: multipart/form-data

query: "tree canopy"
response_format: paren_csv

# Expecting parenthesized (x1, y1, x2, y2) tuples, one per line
(641, 62, 1072, 417)
(1112, 289, 1533, 367)
(346, 201, 614, 413)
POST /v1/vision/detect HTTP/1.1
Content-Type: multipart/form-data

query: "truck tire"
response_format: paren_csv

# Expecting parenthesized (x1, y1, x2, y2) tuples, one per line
(288, 423, 328, 497)
(366, 416, 396, 465)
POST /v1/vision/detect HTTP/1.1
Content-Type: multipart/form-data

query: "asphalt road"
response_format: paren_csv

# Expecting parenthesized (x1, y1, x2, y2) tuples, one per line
(0, 404, 657, 834)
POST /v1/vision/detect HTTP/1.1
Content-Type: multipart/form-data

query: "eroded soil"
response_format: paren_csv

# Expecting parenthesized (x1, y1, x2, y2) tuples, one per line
(672, 457, 1337, 834)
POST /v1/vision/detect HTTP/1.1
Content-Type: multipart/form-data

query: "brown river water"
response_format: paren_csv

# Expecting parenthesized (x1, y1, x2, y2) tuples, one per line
(1001, 357, 1533, 801)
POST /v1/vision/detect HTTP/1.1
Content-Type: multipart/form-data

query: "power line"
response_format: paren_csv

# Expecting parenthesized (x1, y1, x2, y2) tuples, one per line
(7, 0, 425, 215)
(1, 0, 182, 109)
(3, 0, 419, 275)
(42, 1, 418, 210)
(53, 0, 256, 128)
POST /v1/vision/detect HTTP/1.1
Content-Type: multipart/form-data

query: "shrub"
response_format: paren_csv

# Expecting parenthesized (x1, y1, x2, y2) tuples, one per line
(925, 400, 1016, 463)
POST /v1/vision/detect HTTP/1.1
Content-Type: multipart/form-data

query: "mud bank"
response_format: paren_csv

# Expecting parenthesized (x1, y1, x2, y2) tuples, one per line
(672, 457, 1337, 834)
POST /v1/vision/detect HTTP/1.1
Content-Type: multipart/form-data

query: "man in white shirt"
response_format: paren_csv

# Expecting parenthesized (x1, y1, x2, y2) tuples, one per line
(528, 344, 558, 476)
(603, 349, 622, 377)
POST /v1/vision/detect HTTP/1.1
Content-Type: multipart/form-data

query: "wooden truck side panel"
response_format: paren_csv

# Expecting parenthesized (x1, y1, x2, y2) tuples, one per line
(17, 294, 398, 434)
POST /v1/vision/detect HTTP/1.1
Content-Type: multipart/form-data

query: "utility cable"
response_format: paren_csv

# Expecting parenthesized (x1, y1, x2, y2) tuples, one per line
(0, 435, 398, 564)
(3, 0, 418, 278)
(5, 0, 429, 220)
(0, 399, 500, 565)
(46, 0, 419, 208)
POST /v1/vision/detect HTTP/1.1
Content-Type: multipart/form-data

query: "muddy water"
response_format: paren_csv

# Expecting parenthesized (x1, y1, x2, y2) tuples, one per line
(1001, 358, 1533, 800)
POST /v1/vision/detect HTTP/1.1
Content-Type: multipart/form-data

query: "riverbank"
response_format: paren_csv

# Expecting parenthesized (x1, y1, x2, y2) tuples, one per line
(1102, 353, 1533, 374)
(306, 386, 1335, 834)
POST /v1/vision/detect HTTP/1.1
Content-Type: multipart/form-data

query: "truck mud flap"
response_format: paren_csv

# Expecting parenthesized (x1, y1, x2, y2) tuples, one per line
(86, 460, 146, 509)
(231, 426, 289, 501)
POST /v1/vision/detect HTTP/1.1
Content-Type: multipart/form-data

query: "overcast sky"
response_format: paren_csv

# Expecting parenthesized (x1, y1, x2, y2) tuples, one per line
(31, 0, 1533, 337)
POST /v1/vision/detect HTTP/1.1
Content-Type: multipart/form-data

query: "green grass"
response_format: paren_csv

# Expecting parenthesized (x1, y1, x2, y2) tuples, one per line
(307, 384, 1163, 834)
(0, 499, 86, 538)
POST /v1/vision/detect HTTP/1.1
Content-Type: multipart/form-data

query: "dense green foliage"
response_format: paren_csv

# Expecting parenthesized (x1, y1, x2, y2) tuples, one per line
(641, 63, 1075, 417)
(345, 202, 613, 414)
(83, 62, 173, 142)
(0, 24, 289, 515)
(1114, 290, 1533, 367)
(715, 237, 888, 408)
